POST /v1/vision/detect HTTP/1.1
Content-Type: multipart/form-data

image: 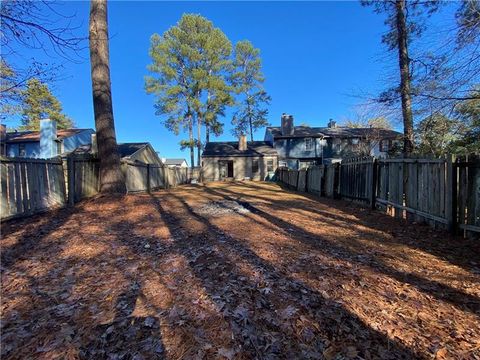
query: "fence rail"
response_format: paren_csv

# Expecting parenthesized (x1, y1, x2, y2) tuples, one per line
(1, 155, 190, 220)
(276, 154, 480, 238)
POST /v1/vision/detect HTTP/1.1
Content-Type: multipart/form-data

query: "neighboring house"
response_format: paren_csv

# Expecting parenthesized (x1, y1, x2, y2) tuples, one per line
(74, 142, 164, 165)
(162, 158, 188, 168)
(1, 119, 95, 159)
(265, 114, 402, 169)
(202, 135, 278, 182)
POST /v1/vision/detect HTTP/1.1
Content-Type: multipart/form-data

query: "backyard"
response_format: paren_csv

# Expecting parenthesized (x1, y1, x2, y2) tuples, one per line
(1, 182, 479, 359)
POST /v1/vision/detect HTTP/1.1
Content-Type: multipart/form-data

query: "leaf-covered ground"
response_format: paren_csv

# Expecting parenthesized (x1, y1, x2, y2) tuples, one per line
(1, 182, 479, 359)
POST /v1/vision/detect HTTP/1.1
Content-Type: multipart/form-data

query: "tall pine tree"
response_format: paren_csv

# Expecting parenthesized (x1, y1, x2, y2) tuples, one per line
(231, 40, 271, 142)
(20, 78, 73, 130)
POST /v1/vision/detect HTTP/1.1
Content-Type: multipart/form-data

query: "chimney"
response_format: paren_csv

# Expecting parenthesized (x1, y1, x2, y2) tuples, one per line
(328, 119, 337, 128)
(0, 124, 6, 156)
(91, 133, 98, 154)
(238, 134, 247, 151)
(281, 113, 294, 136)
(40, 119, 57, 158)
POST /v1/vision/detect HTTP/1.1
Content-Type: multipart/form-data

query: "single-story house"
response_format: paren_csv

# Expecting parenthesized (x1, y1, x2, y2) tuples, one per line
(1, 119, 94, 159)
(265, 114, 402, 169)
(73, 141, 164, 166)
(162, 158, 188, 168)
(202, 135, 278, 182)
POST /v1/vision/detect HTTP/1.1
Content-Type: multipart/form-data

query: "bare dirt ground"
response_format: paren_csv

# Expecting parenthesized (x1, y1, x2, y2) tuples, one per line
(1, 181, 479, 359)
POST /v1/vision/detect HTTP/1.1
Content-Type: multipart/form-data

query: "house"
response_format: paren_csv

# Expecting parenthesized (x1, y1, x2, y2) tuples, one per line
(264, 114, 402, 169)
(73, 141, 164, 166)
(1, 119, 94, 159)
(202, 135, 278, 182)
(162, 158, 188, 168)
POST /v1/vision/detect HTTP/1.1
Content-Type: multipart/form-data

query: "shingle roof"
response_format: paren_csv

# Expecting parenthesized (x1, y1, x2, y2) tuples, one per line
(267, 126, 401, 139)
(5, 129, 92, 143)
(164, 158, 187, 165)
(202, 141, 277, 157)
(117, 143, 148, 158)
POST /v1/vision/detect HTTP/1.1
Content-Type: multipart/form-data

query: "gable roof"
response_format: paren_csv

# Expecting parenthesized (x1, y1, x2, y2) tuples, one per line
(117, 143, 149, 158)
(202, 141, 277, 157)
(164, 158, 187, 165)
(5, 129, 93, 143)
(266, 126, 401, 139)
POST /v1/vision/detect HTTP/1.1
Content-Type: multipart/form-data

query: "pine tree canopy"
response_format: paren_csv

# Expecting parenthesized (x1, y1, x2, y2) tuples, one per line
(20, 78, 73, 131)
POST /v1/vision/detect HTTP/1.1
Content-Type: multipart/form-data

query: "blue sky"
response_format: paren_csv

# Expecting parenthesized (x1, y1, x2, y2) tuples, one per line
(6, 1, 455, 165)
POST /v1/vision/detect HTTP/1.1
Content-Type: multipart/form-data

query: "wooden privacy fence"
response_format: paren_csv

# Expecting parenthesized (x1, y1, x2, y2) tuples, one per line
(1, 155, 190, 220)
(276, 154, 480, 237)
(1, 157, 66, 219)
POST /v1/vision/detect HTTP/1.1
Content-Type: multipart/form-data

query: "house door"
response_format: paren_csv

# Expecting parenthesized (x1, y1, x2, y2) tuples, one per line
(219, 160, 234, 179)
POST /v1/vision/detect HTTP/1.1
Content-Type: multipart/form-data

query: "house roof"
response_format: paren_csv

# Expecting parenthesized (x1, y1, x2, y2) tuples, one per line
(117, 143, 149, 158)
(266, 126, 401, 139)
(70, 142, 150, 159)
(5, 129, 92, 143)
(164, 158, 187, 165)
(202, 141, 277, 157)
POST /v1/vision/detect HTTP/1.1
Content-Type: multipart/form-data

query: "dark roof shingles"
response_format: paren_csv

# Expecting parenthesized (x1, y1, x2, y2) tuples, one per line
(202, 141, 276, 157)
(267, 126, 401, 139)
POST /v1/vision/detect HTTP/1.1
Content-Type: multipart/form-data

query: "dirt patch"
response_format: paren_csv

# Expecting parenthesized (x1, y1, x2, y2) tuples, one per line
(193, 200, 251, 217)
(1, 182, 479, 359)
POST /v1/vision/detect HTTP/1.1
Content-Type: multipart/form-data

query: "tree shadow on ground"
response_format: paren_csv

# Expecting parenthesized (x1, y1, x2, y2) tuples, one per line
(201, 184, 480, 317)
(241, 181, 480, 275)
(149, 192, 418, 359)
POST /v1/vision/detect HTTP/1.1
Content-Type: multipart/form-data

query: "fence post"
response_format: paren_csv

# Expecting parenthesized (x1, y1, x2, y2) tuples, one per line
(67, 155, 75, 207)
(147, 164, 151, 193)
(371, 158, 378, 210)
(445, 154, 456, 233)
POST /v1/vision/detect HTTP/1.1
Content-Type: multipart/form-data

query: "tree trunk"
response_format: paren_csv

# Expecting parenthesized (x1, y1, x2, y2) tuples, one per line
(188, 117, 194, 169)
(89, 0, 126, 194)
(206, 124, 210, 143)
(197, 114, 202, 167)
(395, 0, 415, 155)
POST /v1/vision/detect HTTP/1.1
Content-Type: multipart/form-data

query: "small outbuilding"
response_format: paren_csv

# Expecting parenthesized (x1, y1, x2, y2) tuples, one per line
(162, 158, 188, 168)
(202, 135, 278, 182)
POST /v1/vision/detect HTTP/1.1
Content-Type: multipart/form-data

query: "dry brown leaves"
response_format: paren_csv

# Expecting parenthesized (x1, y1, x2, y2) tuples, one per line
(1, 182, 479, 359)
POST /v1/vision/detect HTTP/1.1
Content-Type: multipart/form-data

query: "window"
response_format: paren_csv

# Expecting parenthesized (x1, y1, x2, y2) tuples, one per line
(18, 144, 26, 157)
(380, 140, 390, 152)
(267, 159, 274, 172)
(56, 141, 63, 155)
(305, 138, 313, 151)
(252, 159, 259, 174)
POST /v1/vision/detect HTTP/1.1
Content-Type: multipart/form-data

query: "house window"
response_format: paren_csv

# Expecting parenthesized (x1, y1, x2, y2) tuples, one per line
(56, 141, 63, 155)
(252, 159, 259, 174)
(267, 159, 274, 172)
(305, 138, 313, 151)
(380, 140, 390, 152)
(18, 144, 26, 157)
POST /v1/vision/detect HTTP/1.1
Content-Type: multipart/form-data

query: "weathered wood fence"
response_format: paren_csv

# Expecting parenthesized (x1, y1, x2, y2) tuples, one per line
(1, 155, 190, 220)
(276, 154, 480, 238)
(0, 157, 66, 219)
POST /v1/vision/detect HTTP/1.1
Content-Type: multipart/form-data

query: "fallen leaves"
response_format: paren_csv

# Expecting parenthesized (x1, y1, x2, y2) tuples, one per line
(1, 182, 479, 359)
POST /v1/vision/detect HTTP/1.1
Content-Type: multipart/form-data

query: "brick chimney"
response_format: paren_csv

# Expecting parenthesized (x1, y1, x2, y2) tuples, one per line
(281, 113, 294, 136)
(238, 134, 247, 151)
(40, 119, 57, 158)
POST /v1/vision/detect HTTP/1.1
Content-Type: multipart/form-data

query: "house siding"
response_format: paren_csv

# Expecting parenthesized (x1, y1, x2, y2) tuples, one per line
(129, 145, 163, 165)
(202, 156, 277, 182)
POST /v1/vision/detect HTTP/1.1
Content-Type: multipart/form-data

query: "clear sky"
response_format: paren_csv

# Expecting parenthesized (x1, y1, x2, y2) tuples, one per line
(5, 1, 455, 165)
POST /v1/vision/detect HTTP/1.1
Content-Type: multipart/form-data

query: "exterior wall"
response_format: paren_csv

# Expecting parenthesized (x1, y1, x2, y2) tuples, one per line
(62, 130, 95, 153)
(130, 144, 163, 165)
(7, 142, 41, 158)
(202, 156, 278, 182)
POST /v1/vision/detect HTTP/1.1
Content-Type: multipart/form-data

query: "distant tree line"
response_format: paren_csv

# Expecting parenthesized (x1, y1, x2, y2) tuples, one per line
(145, 14, 271, 168)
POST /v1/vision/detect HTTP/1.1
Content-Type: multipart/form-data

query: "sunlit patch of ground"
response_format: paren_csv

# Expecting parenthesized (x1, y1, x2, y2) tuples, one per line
(1, 181, 479, 359)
